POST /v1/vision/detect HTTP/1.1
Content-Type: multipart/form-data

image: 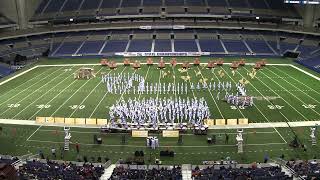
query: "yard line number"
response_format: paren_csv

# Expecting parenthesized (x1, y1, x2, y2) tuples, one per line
(69, 105, 85, 110)
(268, 105, 284, 110)
(302, 104, 316, 109)
(8, 103, 20, 108)
(36, 104, 51, 109)
(230, 106, 245, 110)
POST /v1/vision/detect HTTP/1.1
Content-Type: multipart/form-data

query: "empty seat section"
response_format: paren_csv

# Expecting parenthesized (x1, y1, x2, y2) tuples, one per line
(100, 0, 119, 8)
(246, 40, 274, 54)
(121, 0, 141, 7)
(34, 0, 50, 14)
(128, 40, 152, 52)
(186, 0, 206, 6)
(44, 0, 66, 13)
(247, 0, 268, 9)
(101, 40, 128, 53)
(165, 0, 184, 6)
(228, 0, 249, 8)
(0, 65, 13, 76)
(77, 41, 105, 54)
(143, 0, 162, 6)
(223, 40, 249, 53)
(174, 40, 198, 52)
(297, 45, 319, 58)
(62, 0, 82, 11)
(207, 0, 227, 6)
(80, 0, 101, 10)
(199, 39, 224, 52)
(55, 42, 82, 55)
(154, 40, 172, 52)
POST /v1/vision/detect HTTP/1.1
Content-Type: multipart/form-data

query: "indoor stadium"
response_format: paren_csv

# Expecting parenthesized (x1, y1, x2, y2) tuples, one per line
(0, 0, 319, 179)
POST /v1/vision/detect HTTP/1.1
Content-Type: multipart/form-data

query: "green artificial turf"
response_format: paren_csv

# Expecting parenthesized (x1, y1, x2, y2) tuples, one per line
(0, 57, 319, 165)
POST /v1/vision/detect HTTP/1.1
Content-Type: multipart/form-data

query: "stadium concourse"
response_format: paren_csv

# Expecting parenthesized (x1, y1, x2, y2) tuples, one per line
(0, 0, 320, 179)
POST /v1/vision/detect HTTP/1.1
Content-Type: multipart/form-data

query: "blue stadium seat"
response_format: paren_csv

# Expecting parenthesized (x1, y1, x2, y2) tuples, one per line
(121, 0, 141, 7)
(186, 0, 206, 6)
(199, 39, 225, 52)
(207, 0, 228, 6)
(55, 42, 82, 55)
(165, 0, 185, 6)
(77, 41, 105, 54)
(44, 0, 66, 13)
(128, 40, 152, 52)
(80, 0, 101, 10)
(101, 40, 128, 53)
(34, 0, 50, 14)
(154, 40, 172, 52)
(174, 40, 198, 52)
(246, 40, 274, 54)
(143, 0, 162, 6)
(223, 40, 250, 53)
(100, 0, 120, 8)
(61, 0, 82, 11)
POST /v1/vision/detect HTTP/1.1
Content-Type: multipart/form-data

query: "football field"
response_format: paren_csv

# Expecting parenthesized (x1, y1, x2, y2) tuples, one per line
(0, 57, 319, 164)
(0, 58, 318, 123)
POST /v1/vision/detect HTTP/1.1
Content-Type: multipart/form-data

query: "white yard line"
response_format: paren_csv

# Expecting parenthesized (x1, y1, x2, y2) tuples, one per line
(88, 67, 126, 118)
(266, 67, 319, 104)
(259, 69, 320, 117)
(28, 71, 80, 120)
(49, 66, 103, 117)
(68, 74, 105, 118)
(196, 66, 224, 118)
(0, 67, 64, 117)
(26, 125, 43, 141)
(12, 67, 76, 119)
(272, 66, 320, 96)
(0, 66, 38, 86)
(290, 64, 320, 81)
(0, 67, 62, 108)
(0, 68, 50, 100)
(242, 67, 309, 121)
(235, 67, 288, 143)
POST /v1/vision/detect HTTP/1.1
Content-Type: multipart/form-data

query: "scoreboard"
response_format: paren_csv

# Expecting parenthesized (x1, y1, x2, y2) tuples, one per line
(284, 0, 320, 4)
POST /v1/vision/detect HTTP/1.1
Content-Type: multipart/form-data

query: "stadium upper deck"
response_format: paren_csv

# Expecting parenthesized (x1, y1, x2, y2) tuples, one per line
(31, 0, 300, 22)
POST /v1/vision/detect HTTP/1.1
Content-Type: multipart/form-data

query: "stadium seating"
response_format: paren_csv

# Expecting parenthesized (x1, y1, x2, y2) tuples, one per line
(199, 39, 225, 53)
(0, 156, 18, 165)
(154, 40, 172, 52)
(174, 39, 198, 52)
(100, 40, 128, 54)
(17, 160, 104, 179)
(286, 160, 320, 179)
(192, 164, 291, 179)
(222, 40, 250, 54)
(77, 41, 105, 55)
(109, 165, 182, 180)
(128, 40, 152, 52)
(30, 0, 300, 22)
(245, 40, 275, 54)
